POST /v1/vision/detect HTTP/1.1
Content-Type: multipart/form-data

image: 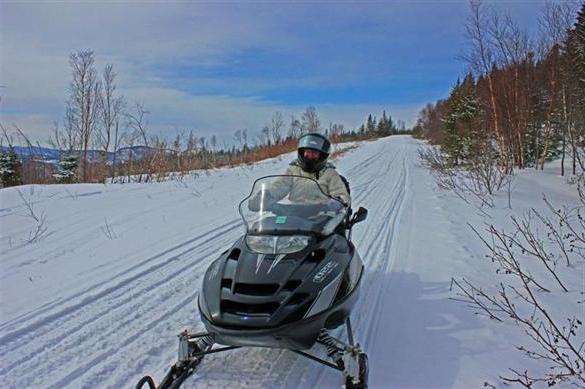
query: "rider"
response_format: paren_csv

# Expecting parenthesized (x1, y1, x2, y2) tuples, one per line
(281, 132, 351, 207)
(248, 133, 351, 212)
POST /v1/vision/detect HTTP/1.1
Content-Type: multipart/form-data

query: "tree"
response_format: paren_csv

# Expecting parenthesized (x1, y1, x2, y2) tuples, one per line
(442, 75, 483, 166)
(0, 148, 21, 187)
(463, 1, 506, 159)
(66, 50, 101, 181)
(376, 111, 394, 135)
(54, 153, 79, 183)
(289, 115, 301, 138)
(97, 64, 126, 179)
(233, 129, 242, 149)
(260, 125, 271, 145)
(127, 102, 150, 147)
(270, 111, 284, 144)
(366, 114, 376, 133)
(301, 106, 321, 133)
(1, 126, 22, 187)
(565, 3, 585, 174)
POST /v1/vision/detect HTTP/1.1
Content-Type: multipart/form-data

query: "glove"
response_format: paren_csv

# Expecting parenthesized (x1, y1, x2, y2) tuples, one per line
(248, 192, 274, 212)
(325, 198, 343, 211)
(248, 194, 262, 211)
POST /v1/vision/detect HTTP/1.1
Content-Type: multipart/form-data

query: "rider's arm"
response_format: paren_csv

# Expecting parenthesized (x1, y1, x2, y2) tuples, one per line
(327, 171, 351, 207)
(267, 168, 294, 201)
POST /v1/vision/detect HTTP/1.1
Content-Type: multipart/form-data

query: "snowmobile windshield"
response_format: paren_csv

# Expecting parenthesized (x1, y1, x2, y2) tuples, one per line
(239, 175, 347, 239)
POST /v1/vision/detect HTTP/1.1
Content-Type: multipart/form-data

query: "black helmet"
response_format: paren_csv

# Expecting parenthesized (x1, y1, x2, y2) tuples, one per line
(297, 133, 331, 173)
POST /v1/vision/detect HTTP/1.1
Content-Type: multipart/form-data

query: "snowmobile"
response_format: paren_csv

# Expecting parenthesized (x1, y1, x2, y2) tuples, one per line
(136, 175, 369, 389)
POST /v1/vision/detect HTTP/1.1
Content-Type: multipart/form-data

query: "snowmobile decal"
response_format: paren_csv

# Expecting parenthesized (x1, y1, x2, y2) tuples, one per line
(305, 273, 343, 317)
(266, 254, 286, 274)
(313, 261, 339, 283)
(255, 253, 266, 274)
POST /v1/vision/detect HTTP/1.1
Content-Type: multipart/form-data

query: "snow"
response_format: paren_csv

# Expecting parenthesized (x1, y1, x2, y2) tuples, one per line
(0, 135, 582, 388)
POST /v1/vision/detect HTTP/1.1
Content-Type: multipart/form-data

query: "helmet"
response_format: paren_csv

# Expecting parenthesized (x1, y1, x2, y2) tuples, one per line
(297, 133, 331, 173)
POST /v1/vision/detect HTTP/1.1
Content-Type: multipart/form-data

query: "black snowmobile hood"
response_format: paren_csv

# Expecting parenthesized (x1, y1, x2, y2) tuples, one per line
(199, 234, 352, 329)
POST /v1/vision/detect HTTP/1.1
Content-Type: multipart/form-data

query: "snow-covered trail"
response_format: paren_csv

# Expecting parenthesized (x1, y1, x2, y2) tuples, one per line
(3, 135, 578, 388)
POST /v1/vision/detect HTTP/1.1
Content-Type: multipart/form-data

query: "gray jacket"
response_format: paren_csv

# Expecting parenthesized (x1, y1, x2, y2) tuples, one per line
(272, 161, 351, 206)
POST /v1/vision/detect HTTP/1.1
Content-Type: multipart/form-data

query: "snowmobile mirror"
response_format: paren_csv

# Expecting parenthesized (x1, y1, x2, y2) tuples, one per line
(350, 207, 368, 226)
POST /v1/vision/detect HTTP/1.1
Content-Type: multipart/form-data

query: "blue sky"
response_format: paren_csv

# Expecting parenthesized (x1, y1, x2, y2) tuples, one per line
(0, 1, 549, 145)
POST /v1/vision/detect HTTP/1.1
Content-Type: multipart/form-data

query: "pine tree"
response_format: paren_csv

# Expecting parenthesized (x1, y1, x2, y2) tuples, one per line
(387, 114, 395, 134)
(0, 148, 22, 187)
(54, 153, 79, 183)
(377, 111, 390, 135)
(442, 76, 482, 166)
(566, 4, 585, 146)
(366, 114, 377, 133)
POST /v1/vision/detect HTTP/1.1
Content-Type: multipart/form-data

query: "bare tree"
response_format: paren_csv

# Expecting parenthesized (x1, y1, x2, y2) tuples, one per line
(233, 129, 242, 149)
(488, 12, 531, 67)
(97, 64, 125, 156)
(260, 125, 271, 145)
(67, 50, 101, 181)
(270, 111, 284, 144)
(539, 1, 579, 53)
(50, 108, 79, 152)
(301, 106, 321, 133)
(210, 134, 217, 151)
(289, 114, 301, 139)
(463, 1, 505, 159)
(127, 102, 150, 147)
(96, 64, 126, 179)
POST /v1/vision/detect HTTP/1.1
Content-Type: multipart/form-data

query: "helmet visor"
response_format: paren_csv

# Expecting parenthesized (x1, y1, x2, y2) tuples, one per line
(298, 134, 330, 154)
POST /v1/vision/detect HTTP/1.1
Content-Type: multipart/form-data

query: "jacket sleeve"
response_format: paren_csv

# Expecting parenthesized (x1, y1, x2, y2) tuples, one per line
(268, 166, 294, 201)
(327, 170, 351, 207)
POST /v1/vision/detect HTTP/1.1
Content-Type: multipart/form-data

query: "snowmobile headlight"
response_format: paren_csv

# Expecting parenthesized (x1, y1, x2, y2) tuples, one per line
(277, 235, 310, 253)
(246, 235, 309, 254)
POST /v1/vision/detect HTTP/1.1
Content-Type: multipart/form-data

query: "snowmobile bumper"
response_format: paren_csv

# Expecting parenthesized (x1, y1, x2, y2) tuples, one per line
(199, 304, 325, 350)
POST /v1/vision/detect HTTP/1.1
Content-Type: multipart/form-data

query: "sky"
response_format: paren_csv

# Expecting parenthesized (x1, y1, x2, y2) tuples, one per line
(0, 0, 550, 146)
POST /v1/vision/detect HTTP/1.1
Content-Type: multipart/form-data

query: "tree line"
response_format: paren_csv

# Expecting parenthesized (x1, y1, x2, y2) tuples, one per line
(414, 1, 585, 177)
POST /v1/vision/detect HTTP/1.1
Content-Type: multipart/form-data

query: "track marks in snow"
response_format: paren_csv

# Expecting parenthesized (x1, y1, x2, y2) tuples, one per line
(0, 219, 243, 388)
(360, 155, 409, 350)
(0, 218, 240, 339)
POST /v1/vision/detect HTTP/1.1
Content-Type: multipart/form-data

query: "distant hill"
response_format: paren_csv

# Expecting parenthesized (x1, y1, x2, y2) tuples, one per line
(0, 145, 155, 164)
(0, 146, 63, 162)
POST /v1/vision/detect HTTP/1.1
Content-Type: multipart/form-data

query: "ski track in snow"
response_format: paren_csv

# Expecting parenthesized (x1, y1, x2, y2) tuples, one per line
(0, 218, 242, 388)
(0, 138, 418, 388)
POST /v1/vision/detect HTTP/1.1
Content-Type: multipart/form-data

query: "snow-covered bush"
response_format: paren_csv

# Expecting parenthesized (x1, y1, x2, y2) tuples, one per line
(452, 180, 585, 387)
(418, 146, 513, 208)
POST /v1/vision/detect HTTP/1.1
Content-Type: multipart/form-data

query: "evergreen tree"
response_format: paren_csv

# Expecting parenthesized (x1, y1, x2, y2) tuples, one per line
(566, 4, 585, 144)
(377, 111, 390, 135)
(0, 148, 22, 187)
(442, 75, 482, 166)
(54, 153, 79, 183)
(387, 113, 395, 134)
(366, 114, 377, 133)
